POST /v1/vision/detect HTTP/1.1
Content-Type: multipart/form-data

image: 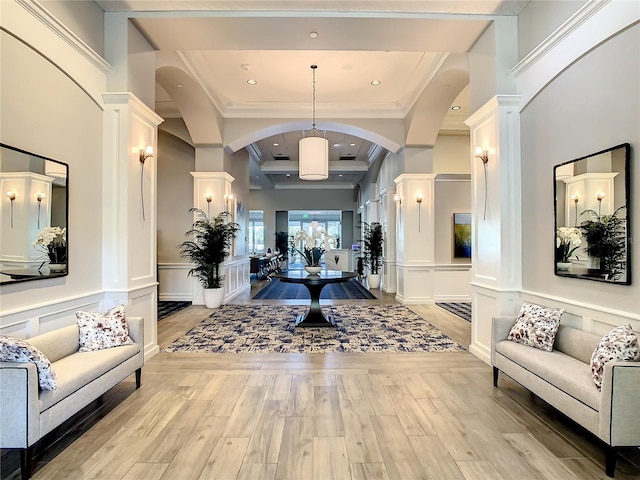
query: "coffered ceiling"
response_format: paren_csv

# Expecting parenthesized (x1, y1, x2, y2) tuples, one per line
(96, 0, 529, 189)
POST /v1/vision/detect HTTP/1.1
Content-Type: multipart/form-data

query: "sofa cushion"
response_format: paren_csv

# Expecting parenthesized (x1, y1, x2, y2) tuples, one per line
(590, 324, 640, 390)
(76, 305, 133, 352)
(27, 325, 80, 363)
(39, 343, 140, 411)
(0, 336, 57, 390)
(553, 325, 601, 364)
(496, 340, 599, 411)
(507, 302, 564, 352)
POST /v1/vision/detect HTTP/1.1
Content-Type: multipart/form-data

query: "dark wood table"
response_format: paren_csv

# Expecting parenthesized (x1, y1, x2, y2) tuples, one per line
(275, 270, 357, 327)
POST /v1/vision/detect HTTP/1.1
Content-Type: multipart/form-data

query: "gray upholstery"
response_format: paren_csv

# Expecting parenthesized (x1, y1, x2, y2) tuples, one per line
(0, 317, 144, 450)
(492, 316, 640, 451)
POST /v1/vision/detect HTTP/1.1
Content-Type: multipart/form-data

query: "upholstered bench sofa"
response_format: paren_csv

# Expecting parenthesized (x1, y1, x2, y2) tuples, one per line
(0, 315, 144, 479)
(492, 315, 640, 477)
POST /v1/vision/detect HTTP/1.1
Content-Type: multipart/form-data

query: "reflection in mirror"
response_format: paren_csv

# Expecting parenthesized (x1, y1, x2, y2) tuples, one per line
(0, 144, 69, 284)
(554, 143, 630, 284)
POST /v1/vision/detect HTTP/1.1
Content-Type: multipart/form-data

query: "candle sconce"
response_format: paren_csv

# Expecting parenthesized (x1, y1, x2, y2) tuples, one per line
(6, 191, 16, 228)
(204, 193, 213, 217)
(139, 145, 154, 221)
(416, 192, 424, 232)
(35, 192, 45, 228)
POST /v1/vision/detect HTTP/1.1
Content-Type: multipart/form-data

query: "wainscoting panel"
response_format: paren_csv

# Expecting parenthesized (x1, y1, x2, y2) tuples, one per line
(433, 264, 471, 302)
(158, 263, 192, 301)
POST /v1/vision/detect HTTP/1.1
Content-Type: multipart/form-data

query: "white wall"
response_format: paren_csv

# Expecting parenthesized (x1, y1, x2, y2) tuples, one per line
(520, 23, 640, 325)
(40, 0, 105, 55)
(0, 28, 104, 336)
(433, 134, 470, 174)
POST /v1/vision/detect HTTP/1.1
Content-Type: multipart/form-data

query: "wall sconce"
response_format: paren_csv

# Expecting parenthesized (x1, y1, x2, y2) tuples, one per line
(204, 193, 213, 217)
(393, 193, 402, 204)
(224, 193, 234, 212)
(35, 192, 45, 228)
(570, 193, 580, 226)
(475, 146, 489, 220)
(416, 193, 424, 232)
(6, 191, 16, 228)
(596, 191, 605, 216)
(139, 145, 153, 221)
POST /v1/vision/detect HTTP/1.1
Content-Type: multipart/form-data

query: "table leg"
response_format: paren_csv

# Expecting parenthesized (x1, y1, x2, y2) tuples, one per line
(295, 282, 335, 327)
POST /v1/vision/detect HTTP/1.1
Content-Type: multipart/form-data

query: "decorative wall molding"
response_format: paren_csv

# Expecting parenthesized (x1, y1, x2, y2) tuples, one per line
(512, 0, 639, 108)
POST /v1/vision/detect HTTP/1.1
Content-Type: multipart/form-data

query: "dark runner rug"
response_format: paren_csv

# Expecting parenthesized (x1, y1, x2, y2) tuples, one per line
(436, 302, 472, 322)
(252, 278, 376, 300)
(158, 301, 192, 320)
(163, 304, 465, 354)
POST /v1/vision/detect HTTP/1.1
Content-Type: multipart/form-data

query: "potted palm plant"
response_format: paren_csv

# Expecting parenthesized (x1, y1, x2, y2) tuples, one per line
(179, 208, 240, 308)
(579, 206, 627, 281)
(363, 222, 384, 288)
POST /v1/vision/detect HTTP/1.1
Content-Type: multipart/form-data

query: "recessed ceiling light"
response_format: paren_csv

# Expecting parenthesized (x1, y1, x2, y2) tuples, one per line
(286, 173, 291, 177)
(370, 80, 381, 86)
(333, 143, 340, 147)
(339, 174, 343, 177)
(247, 79, 257, 85)
(309, 31, 318, 38)
(176, 84, 183, 88)
(451, 105, 461, 110)
(273, 143, 279, 146)
(350, 143, 356, 147)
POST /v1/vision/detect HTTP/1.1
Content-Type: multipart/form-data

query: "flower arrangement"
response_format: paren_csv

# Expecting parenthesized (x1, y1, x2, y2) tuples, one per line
(556, 226, 581, 263)
(33, 226, 67, 264)
(291, 229, 336, 266)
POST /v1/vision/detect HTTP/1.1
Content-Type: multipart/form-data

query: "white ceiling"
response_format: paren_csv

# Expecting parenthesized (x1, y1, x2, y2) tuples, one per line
(96, 0, 529, 189)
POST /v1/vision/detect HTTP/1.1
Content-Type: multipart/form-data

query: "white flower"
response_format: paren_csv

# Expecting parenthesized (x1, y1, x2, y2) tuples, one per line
(556, 227, 582, 247)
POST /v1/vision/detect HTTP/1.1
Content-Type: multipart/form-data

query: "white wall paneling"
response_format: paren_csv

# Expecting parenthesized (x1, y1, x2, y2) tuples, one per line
(158, 263, 193, 301)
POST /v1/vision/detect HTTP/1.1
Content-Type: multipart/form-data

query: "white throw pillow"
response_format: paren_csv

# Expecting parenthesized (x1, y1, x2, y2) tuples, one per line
(590, 324, 640, 390)
(0, 335, 57, 390)
(507, 302, 565, 352)
(76, 304, 133, 352)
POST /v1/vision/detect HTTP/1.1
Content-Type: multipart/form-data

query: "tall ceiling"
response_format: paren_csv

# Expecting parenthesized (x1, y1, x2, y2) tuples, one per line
(96, 0, 529, 189)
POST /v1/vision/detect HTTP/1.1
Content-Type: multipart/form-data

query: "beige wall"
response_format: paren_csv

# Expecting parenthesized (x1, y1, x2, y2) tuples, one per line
(433, 134, 471, 174)
(434, 176, 471, 264)
(157, 131, 195, 263)
(40, 0, 105, 55)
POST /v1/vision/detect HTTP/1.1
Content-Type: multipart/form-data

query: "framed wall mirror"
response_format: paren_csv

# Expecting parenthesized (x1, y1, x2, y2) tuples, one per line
(0, 143, 69, 285)
(554, 143, 631, 284)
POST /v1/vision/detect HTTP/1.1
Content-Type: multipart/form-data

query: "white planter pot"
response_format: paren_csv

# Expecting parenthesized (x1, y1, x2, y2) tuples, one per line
(203, 288, 224, 308)
(304, 266, 322, 275)
(367, 274, 381, 289)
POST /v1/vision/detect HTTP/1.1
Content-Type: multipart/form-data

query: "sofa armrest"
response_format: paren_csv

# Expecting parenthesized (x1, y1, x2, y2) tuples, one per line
(599, 360, 640, 446)
(491, 316, 516, 365)
(127, 316, 144, 349)
(0, 362, 40, 448)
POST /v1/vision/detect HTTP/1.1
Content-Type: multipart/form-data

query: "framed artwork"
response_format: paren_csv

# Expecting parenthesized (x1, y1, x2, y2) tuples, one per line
(234, 199, 246, 256)
(453, 213, 471, 258)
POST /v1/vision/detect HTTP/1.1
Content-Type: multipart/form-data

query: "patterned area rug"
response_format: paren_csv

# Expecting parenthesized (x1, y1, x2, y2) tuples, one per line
(163, 304, 465, 354)
(436, 302, 472, 322)
(253, 278, 375, 300)
(158, 301, 192, 320)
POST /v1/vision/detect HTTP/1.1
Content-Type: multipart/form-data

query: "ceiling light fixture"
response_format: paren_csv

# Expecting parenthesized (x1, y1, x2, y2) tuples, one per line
(451, 105, 461, 110)
(370, 80, 381, 86)
(299, 65, 328, 181)
(309, 31, 318, 38)
(247, 79, 257, 85)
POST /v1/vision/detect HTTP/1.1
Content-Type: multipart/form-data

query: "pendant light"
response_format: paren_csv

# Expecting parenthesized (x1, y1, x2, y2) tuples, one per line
(299, 65, 328, 181)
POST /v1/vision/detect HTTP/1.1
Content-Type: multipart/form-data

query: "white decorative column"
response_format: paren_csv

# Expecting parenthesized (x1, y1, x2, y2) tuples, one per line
(465, 95, 522, 364)
(190, 171, 234, 305)
(380, 187, 397, 293)
(393, 173, 436, 303)
(102, 92, 163, 359)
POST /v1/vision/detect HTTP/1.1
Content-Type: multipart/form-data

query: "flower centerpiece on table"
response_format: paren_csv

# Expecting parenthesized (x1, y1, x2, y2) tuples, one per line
(292, 229, 336, 267)
(33, 226, 67, 264)
(556, 226, 581, 263)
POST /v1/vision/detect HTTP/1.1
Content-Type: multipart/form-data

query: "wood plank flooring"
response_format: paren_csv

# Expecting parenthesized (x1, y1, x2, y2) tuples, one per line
(3, 281, 639, 479)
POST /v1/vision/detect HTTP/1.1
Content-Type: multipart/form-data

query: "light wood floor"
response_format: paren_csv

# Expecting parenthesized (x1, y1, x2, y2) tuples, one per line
(6, 281, 640, 480)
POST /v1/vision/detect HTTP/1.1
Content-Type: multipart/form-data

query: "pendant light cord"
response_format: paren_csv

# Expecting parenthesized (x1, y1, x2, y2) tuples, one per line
(311, 64, 317, 132)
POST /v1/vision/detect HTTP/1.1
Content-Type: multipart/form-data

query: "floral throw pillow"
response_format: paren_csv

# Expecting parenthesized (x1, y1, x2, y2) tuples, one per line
(0, 335, 57, 390)
(590, 324, 640, 390)
(76, 305, 133, 352)
(507, 302, 565, 352)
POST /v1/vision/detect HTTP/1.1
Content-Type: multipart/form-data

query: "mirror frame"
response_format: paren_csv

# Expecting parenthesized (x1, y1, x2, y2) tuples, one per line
(0, 143, 69, 285)
(553, 143, 631, 284)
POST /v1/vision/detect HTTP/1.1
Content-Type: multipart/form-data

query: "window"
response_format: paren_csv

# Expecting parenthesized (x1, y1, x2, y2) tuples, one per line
(249, 210, 264, 253)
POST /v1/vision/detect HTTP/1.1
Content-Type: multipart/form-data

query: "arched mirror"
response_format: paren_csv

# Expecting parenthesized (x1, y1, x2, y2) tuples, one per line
(0, 143, 69, 284)
(554, 143, 631, 284)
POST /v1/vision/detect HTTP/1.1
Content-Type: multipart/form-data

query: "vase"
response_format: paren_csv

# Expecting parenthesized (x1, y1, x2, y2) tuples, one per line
(48, 263, 66, 273)
(304, 266, 322, 275)
(556, 262, 572, 271)
(367, 273, 381, 289)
